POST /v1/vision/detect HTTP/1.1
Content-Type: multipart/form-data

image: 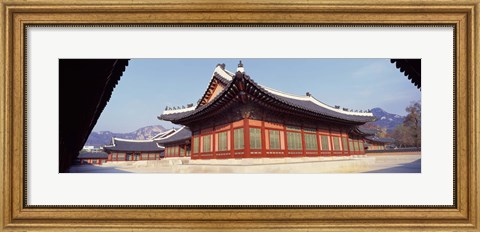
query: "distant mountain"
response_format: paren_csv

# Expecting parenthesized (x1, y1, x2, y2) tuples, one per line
(370, 107, 405, 132)
(85, 125, 167, 147)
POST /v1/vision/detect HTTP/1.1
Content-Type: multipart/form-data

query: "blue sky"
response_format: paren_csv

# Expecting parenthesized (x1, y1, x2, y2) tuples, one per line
(92, 59, 421, 133)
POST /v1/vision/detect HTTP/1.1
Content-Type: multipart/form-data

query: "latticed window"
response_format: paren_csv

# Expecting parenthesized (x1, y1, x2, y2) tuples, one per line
(202, 135, 212, 152)
(349, 140, 354, 151)
(269, 130, 281, 149)
(180, 146, 185, 156)
(321, 135, 330, 150)
(217, 132, 228, 151)
(287, 132, 302, 150)
(250, 128, 262, 149)
(117, 154, 125, 160)
(359, 142, 364, 151)
(234, 128, 244, 150)
(304, 133, 318, 150)
(342, 137, 348, 151)
(354, 140, 360, 151)
(193, 137, 199, 153)
(333, 137, 341, 151)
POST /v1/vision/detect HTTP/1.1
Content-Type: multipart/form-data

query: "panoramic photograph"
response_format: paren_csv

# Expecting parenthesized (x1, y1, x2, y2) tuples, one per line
(60, 58, 421, 173)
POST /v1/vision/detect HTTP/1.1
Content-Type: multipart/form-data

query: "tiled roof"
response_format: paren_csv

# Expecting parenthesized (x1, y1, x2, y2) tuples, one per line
(162, 64, 234, 116)
(160, 64, 375, 125)
(365, 136, 395, 143)
(357, 127, 378, 135)
(156, 127, 192, 145)
(265, 90, 374, 123)
(103, 138, 164, 152)
(77, 152, 108, 159)
(213, 64, 234, 84)
(151, 128, 177, 140)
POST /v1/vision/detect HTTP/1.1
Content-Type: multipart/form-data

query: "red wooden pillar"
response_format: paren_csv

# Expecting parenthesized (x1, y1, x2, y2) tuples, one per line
(300, 127, 306, 157)
(345, 130, 350, 156)
(316, 129, 322, 157)
(347, 137, 351, 156)
(212, 129, 217, 159)
(230, 123, 235, 159)
(244, 118, 250, 158)
(261, 121, 266, 158)
(191, 137, 195, 159)
(282, 125, 288, 158)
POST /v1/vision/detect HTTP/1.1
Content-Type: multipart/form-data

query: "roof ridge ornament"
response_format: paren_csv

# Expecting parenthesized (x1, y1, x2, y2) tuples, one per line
(237, 60, 245, 73)
(216, 63, 226, 69)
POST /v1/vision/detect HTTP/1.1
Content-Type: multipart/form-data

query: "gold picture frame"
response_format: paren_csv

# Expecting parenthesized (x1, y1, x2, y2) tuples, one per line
(1, 0, 479, 231)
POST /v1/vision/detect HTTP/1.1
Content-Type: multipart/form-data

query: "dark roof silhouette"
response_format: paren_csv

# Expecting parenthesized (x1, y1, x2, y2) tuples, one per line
(391, 59, 421, 89)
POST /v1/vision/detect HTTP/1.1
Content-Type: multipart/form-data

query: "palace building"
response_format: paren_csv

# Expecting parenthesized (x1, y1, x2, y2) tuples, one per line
(364, 136, 395, 151)
(103, 129, 177, 161)
(77, 152, 108, 165)
(354, 127, 395, 151)
(156, 126, 193, 158)
(159, 62, 377, 160)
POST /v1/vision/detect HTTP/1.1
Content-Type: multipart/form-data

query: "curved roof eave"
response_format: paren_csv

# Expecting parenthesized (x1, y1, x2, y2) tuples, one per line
(156, 126, 192, 145)
(159, 67, 376, 124)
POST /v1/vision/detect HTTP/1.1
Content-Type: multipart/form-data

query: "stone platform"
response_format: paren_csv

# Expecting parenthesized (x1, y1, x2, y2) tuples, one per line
(69, 153, 421, 173)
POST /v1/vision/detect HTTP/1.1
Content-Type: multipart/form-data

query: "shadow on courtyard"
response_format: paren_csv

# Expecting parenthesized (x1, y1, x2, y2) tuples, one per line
(67, 165, 132, 173)
(363, 158, 421, 173)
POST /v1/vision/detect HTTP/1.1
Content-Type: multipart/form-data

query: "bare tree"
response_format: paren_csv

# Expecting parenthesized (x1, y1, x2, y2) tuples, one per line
(391, 101, 421, 148)
(404, 101, 421, 148)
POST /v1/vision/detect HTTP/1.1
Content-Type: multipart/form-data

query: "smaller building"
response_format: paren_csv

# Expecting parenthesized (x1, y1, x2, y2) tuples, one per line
(104, 138, 164, 161)
(77, 152, 108, 165)
(156, 126, 192, 158)
(103, 129, 177, 162)
(365, 136, 395, 151)
(355, 127, 395, 151)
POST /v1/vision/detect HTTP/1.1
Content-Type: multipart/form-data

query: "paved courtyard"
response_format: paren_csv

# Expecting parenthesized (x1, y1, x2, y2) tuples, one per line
(68, 152, 421, 173)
